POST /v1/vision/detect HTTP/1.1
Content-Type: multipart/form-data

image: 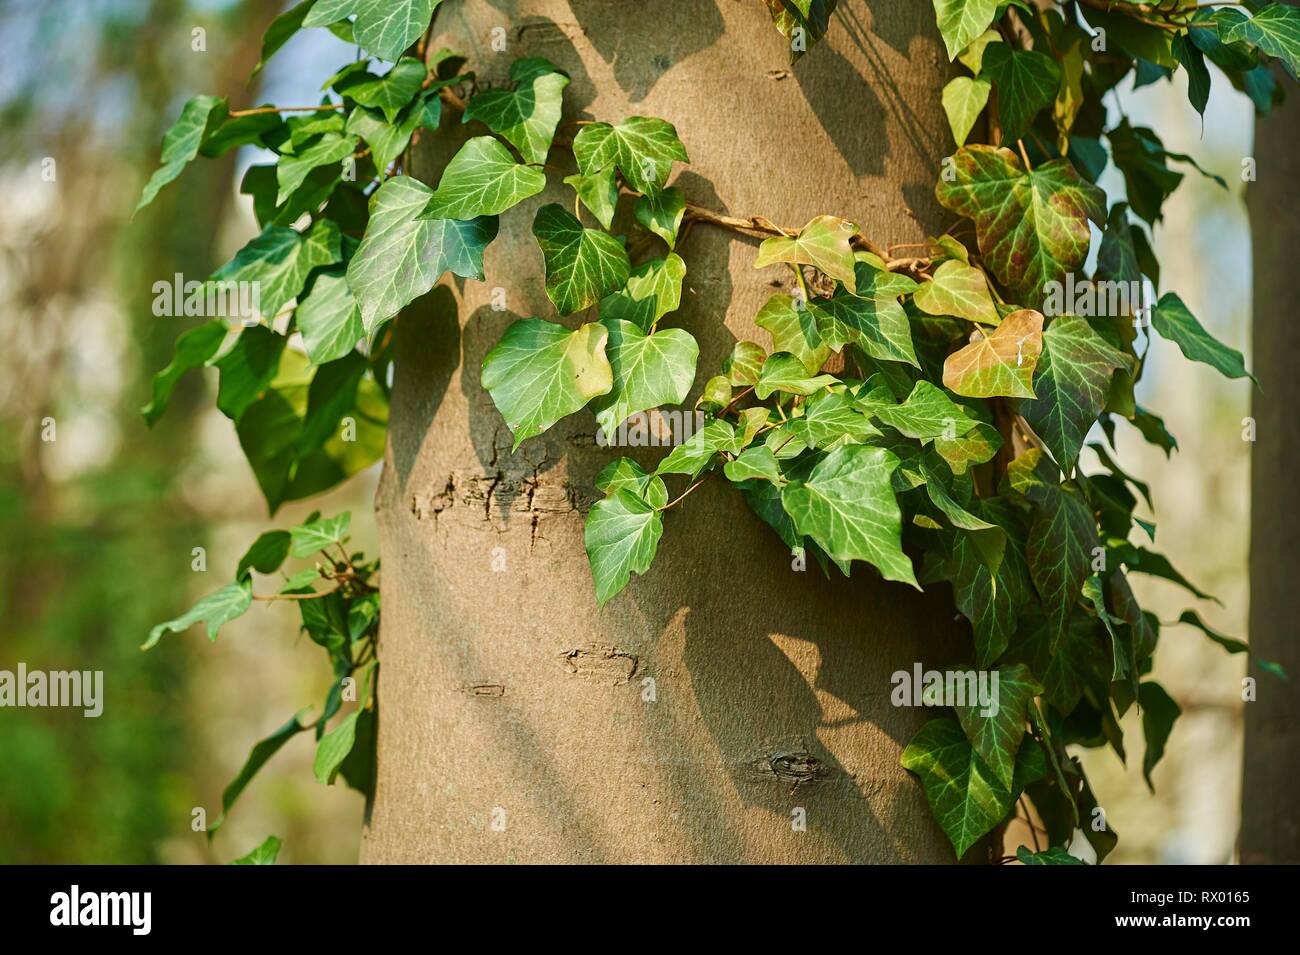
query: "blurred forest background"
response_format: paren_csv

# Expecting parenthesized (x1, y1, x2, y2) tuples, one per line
(0, 0, 1258, 863)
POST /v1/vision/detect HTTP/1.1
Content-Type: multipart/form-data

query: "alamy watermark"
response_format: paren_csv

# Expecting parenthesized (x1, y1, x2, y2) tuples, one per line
(891, 664, 1000, 717)
(0, 663, 103, 717)
(596, 409, 706, 448)
(152, 273, 260, 323)
(1043, 272, 1151, 325)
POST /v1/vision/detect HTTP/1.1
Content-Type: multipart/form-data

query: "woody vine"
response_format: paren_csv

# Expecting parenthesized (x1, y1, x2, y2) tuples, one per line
(137, 0, 1294, 863)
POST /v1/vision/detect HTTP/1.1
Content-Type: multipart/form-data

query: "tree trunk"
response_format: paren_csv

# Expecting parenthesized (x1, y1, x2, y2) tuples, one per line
(362, 0, 967, 863)
(1240, 22, 1300, 864)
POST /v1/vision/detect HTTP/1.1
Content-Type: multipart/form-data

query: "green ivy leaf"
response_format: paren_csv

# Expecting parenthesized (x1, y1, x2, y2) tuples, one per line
(1151, 291, 1256, 383)
(211, 711, 311, 836)
(135, 95, 229, 215)
(572, 116, 689, 195)
(657, 419, 741, 479)
(634, 187, 686, 249)
(533, 204, 632, 316)
(901, 718, 1037, 858)
(296, 268, 364, 364)
(755, 293, 829, 375)
(213, 219, 341, 319)
(1138, 681, 1181, 790)
(141, 321, 227, 427)
(290, 511, 351, 557)
(809, 282, 919, 366)
(584, 490, 664, 606)
(465, 59, 569, 164)
(335, 57, 427, 121)
(785, 391, 881, 449)
(753, 215, 859, 291)
(347, 176, 498, 332)
(564, 167, 620, 230)
(942, 308, 1043, 398)
(954, 663, 1042, 789)
(214, 325, 286, 423)
(1017, 845, 1084, 865)
(755, 353, 838, 399)
(592, 320, 698, 436)
(598, 254, 686, 331)
(143, 578, 253, 650)
(725, 340, 767, 386)
(912, 259, 999, 325)
(942, 76, 991, 148)
(420, 136, 547, 220)
(1225, 4, 1300, 79)
(596, 457, 668, 508)
(932, 0, 1000, 61)
(1020, 315, 1128, 472)
(781, 444, 917, 587)
(305, 0, 440, 63)
(276, 133, 357, 204)
(230, 835, 284, 865)
(481, 318, 614, 448)
(237, 530, 292, 577)
(253, 0, 315, 76)
(345, 97, 428, 174)
(980, 45, 1061, 144)
(1027, 484, 1099, 648)
(724, 446, 784, 484)
(936, 146, 1105, 302)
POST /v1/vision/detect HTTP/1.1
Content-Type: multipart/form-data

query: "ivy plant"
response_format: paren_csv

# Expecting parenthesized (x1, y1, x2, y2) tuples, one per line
(139, 0, 1294, 862)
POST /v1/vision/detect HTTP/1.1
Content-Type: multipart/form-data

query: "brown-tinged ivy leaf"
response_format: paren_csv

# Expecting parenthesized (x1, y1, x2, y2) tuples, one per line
(936, 145, 1105, 302)
(912, 259, 1000, 325)
(942, 308, 1044, 398)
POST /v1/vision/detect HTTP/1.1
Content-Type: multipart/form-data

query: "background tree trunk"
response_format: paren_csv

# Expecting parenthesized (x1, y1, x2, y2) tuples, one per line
(362, 0, 968, 863)
(1240, 19, 1300, 864)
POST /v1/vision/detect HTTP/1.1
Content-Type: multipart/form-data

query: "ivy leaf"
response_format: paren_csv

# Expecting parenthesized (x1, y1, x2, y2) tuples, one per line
(290, 511, 351, 557)
(1020, 315, 1127, 472)
(926, 498, 1031, 665)
(237, 530, 292, 578)
(334, 57, 427, 122)
(1225, 4, 1300, 79)
(420, 136, 547, 220)
(573, 116, 689, 195)
(785, 391, 881, 449)
(724, 446, 784, 484)
(141, 321, 227, 426)
(296, 268, 364, 364)
(584, 490, 664, 606)
(564, 167, 620, 230)
(209, 710, 311, 837)
(276, 133, 357, 204)
(936, 146, 1105, 302)
(634, 187, 686, 249)
(657, 419, 741, 479)
(592, 320, 698, 436)
(596, 458, 668, 509)
(809, 282, 919, 366)
(1027, 484, 1099, 648)
(942, 76, 991, 148)
(465, 59, 569, 164)
(533, 204, 632, 316)
(480, 318, 613, 448)
(755, 294, 829, 375)
(755, 353, 839, 399)
(143, 578, 253, 650)
(942, 308, 1043, 398)
(305, 0, 440, 63)
(213, 219, 341, 319)
(135, 95, 229, 215)
(980, 45, 1061, 144)
(932, 0, 1000, 61)
(1007, 609, 1105, 714)
(215, 325, 286, 422)
(753, 215, 859, 291)
(719, 342, 763, 389)
(230, 835, 283, 865)
(347, 176, 498, 332)
(1151, 292, 1256, 383)
(873, 379, 978, 442)
(598, 254, 686, 331)
(912, 259, 999, 325)
(954, 663, 1042, 789)
(780, 444, 918, 587)
(253, 0, 315, 76)
(900, 718, 1029, 858)
(1171, 34, 1211, 116)
(1138, 681, 1181, 791)
(1017, 845, 1084, 865)
(345, 93, 434, 173)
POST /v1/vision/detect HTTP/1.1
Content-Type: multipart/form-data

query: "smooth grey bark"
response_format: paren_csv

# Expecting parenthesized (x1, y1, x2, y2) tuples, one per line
(362, 0, 969, 863)
(1240, 25, 1300, 864)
